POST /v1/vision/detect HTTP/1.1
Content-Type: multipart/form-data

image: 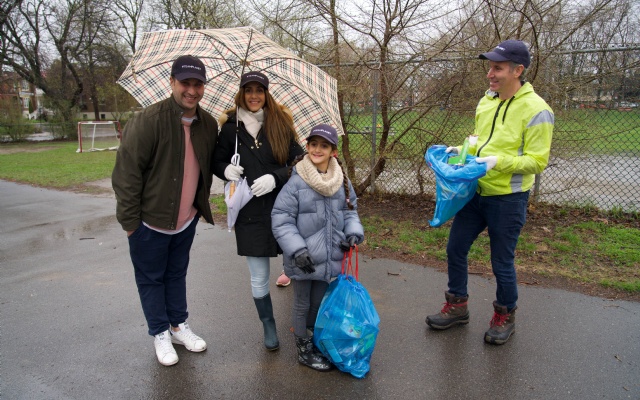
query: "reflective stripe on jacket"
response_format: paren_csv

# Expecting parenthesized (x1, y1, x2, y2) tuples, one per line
(472, 82, 554, 196)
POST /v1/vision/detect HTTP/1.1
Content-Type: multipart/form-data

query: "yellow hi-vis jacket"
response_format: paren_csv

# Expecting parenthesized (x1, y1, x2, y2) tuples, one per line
(469, 82, 554, 196)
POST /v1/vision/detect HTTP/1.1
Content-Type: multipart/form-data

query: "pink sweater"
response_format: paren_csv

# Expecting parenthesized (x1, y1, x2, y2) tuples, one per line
(147, 117, 199, 234)
(176, 119, 200, 230)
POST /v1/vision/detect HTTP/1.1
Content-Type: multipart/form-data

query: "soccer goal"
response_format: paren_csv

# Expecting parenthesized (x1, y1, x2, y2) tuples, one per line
(76, 121, 122, 153)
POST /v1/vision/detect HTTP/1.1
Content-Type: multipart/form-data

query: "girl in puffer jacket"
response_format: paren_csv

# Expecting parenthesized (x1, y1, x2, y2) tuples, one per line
(271, 124, 364, 372)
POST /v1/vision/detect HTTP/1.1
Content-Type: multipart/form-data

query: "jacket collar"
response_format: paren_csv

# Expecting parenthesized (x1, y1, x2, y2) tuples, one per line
(486, 81, 533, 100)
(168, 95, 202, 123)
(294, 155, 343, 197)
(217, 104, 293, 127)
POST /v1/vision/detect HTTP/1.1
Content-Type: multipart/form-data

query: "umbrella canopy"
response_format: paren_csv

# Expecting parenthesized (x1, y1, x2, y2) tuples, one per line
(117, 26, 343, 140)
(224, 177, 253, 232)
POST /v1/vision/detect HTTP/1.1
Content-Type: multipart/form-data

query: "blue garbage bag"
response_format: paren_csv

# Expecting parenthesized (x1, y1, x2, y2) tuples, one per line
(313, 248, 380, 378)
(425, 145, 487, 227)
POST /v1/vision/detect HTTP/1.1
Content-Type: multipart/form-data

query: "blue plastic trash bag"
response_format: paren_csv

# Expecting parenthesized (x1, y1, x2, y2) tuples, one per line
(425, 145, 487, 227)
(314, 248, 380, 378)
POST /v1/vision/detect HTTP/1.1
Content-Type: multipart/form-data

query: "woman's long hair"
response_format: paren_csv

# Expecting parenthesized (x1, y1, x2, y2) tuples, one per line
(234, 88, 299, 165)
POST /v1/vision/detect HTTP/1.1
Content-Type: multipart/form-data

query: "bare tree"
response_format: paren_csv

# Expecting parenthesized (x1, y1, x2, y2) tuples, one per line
(1, 0, 128, 124)
(318, 0, 464, 194)
(248, 0, 321, 58)
(146, 0, 248, 29)
(1, 0, 62, 116)
(113, 0, 145, 54)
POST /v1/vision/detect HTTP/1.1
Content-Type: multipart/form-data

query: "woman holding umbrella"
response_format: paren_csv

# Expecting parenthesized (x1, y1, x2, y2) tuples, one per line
(213, 71, 304, 351)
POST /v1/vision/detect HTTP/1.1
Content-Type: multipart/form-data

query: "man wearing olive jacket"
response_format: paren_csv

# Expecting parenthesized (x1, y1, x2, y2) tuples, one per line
(426, 40, 554, 345)
(112, 55, 217, 366)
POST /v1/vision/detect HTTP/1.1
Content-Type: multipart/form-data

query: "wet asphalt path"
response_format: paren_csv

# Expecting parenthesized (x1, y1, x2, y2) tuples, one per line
(0, 180, 638, 399)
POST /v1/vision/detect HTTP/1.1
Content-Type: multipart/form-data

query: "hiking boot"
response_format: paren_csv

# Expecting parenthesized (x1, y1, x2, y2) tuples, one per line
(426, 291, 470, 330)
(170, 322, 207, 352)
(295, 336, 333, 372)
(154, 330, 179, 366)
(484, 301, 517, 345)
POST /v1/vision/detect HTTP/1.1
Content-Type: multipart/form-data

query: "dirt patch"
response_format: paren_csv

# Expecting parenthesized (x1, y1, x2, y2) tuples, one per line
(217, 194, 640, 302)
(354, 193, 640, 302)
(70, 184, 115, 197)
(0, 144, 59, 154)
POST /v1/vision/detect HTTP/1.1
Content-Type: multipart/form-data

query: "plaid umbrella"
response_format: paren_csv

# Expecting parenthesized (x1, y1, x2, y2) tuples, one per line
(117, 26, 343, 139)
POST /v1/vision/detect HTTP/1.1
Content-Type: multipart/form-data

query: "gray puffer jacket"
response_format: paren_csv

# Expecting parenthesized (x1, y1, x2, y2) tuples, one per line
(271, 163, 364, 282)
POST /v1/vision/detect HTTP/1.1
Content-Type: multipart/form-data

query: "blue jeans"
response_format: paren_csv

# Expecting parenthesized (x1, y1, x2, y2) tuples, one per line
(446, 191, 529, 311)
(246, 256, 271, 298)
(128, 216, 198, 336)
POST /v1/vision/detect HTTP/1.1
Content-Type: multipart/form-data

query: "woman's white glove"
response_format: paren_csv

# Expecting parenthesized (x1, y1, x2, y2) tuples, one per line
(476, 156, 498, 171)
(224, 164, 244, 181)
(251, 174, 276, 197)
(445, 146, 459, 154)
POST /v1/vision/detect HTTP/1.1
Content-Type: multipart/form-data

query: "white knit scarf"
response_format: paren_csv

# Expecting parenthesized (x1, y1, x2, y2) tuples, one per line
(295, 155, 344, 197)
(237, 107, 264, 138)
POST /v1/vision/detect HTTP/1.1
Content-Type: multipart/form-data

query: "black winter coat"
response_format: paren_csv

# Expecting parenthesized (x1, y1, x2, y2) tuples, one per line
(213, 111, 304, 256)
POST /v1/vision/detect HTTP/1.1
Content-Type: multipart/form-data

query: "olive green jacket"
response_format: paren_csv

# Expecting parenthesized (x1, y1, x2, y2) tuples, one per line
(112, 96, 218, 232)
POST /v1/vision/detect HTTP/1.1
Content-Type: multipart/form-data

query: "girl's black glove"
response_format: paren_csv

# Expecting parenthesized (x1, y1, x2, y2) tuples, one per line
(339, 236, 358, 252)
(294, 250, 315, 274)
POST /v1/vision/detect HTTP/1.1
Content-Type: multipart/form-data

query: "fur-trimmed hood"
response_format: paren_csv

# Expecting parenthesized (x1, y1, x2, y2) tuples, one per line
(218, 104, 293, 127)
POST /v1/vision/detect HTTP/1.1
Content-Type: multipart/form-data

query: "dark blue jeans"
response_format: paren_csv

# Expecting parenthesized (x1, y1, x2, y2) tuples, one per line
(446, 191, 529, 311)
(128, 216, 199, 336)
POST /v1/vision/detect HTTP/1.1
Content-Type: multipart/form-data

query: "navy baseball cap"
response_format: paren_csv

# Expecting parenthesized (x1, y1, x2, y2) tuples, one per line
(171, 55, 206, 82)
(240, 71, 269, 90)
(479, 40, 531, 68)
(308, 124, 338, 145)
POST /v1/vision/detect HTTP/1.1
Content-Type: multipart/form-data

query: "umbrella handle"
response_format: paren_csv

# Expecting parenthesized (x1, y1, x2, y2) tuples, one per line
(230, 131, 240, 166)
(229, 130, 240, 199)
(230, 153, 240, 166)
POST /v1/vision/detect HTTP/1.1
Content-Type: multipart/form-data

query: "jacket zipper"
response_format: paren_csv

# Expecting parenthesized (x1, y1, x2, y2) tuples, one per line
(476, 100, 504, 158)
(476, 96, 515, 157)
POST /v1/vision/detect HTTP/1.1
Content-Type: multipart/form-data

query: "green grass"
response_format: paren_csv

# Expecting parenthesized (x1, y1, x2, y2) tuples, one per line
(543, 222, 640, 290)
(552, 109, 640, 154)
(0, 141, 116, 187)
(210, 194, 227, 215)
(550, 222, 640, 268)
(600, 279, 640, 292)
(361, 211, 640, 294)
(340, 108, 640, 159)
(342, 110, 475, 159)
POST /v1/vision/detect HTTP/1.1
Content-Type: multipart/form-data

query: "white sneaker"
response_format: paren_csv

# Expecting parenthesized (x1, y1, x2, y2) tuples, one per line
(170, 322, 207, 352)
(154, 330, 179, 366)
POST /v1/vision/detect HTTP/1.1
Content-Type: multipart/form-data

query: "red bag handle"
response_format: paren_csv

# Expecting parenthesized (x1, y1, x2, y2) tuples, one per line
(341, 245, 359, 280)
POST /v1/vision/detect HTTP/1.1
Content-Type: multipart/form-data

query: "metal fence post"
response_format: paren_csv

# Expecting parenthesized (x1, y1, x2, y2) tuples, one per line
(533, 174, 541, 203)
(370, 67, 379, 194)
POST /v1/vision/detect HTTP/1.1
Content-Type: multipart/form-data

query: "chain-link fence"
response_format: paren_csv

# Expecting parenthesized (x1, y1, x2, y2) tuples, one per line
(323, 48, 640, 212)
(2, 50, 637, 212)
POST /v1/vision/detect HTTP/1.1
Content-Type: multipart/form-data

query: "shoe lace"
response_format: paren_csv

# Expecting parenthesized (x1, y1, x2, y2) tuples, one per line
(490, 311, 509, 328)
(177, 326, 202, 342)
(440, 302, 454, 313)
(156, 335, 174, 354)
(440, 301, 466, 314)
